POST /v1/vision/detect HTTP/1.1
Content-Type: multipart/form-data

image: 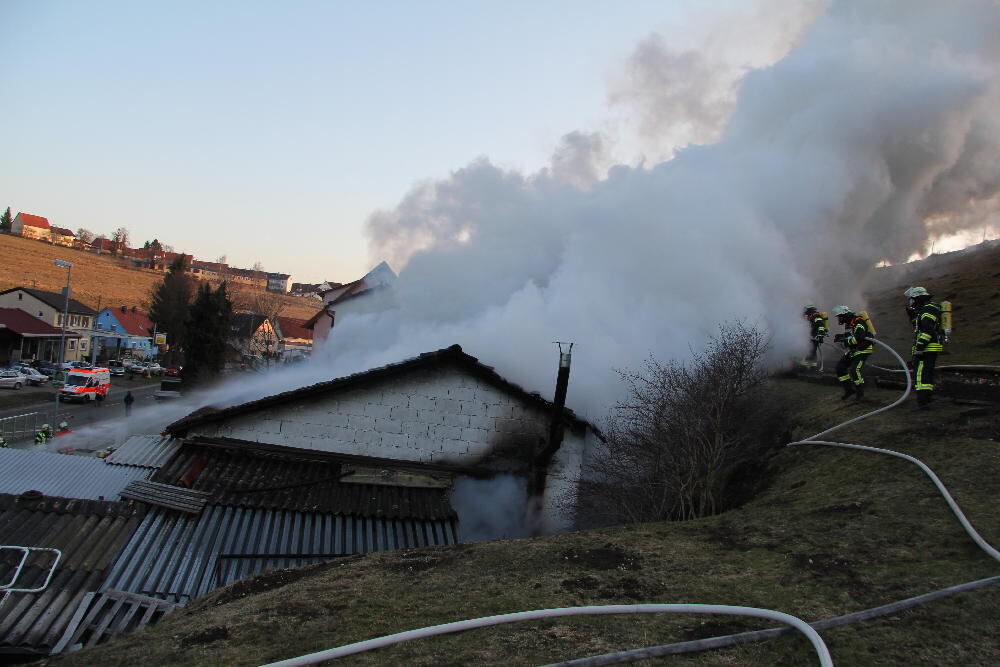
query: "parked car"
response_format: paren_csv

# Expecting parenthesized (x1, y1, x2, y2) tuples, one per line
(0, 369, 28, 390)
(107, 360, 126, 377)
(145, 362, 164, 376)
(163, 366, 183, 377)
(12, 366, 50, 386)
(35, 361, 58, 376)
(61, 361, 92, 371)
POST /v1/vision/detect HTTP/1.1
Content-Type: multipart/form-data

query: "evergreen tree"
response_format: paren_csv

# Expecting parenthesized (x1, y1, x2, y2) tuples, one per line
(0, 207, 11, 232)
(147, 256, 194, 364)
(183, 282, 232, 387)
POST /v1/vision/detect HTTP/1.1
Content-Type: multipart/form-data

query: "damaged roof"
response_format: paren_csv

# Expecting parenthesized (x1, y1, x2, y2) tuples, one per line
(165, 344, 593, 437)
(149, 442, 456, 520)
(0, 494, 144, 656)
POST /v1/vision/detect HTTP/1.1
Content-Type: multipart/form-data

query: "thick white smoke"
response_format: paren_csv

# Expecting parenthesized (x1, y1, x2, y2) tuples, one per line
(313, 0, 1000, 421)
(87, 0, 1000, 439)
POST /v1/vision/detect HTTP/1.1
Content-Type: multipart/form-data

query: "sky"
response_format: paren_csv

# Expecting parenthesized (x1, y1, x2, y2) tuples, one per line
(30, 0, 1000, 470)
(1, 0, 791, 284)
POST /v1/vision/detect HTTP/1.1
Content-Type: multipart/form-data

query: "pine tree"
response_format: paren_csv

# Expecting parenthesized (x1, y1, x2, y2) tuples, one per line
(0, 207, 11, 232)
(147, 256, 194, 364)
(183, 282, 232, 387)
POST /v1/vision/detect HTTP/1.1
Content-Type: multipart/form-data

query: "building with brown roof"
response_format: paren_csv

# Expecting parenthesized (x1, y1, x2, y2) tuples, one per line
(0, 307, 81, 365)
(275, 316, 312, 361)
(49, 226, 76, 247)
(304, 261, 396, 351)
(0, 288, 97, 362)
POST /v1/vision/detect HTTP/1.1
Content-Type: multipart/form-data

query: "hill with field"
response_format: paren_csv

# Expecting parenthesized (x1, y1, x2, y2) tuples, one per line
(45, 242, 1000, 666)
(0, 233, 321, 322)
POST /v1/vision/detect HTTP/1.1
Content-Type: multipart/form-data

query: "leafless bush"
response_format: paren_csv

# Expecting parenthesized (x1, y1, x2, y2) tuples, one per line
(576, 321, 783, 528)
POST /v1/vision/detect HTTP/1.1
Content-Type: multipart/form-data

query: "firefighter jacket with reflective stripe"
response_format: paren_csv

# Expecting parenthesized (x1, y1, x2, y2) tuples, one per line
(808, 313, 828, 341)
(845, 317, 873, 355)
(913, 302, 944, 354)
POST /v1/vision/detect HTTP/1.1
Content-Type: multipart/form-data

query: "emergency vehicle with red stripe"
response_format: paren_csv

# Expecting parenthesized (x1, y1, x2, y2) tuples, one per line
(58, 367, 111, 402)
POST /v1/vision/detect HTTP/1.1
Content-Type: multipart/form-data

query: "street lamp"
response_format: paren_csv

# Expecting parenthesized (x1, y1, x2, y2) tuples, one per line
(54, 259, 73, 421)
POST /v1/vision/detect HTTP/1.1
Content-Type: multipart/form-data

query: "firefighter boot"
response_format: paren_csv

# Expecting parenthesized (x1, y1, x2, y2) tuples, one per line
(839, 381, 855, 401)
(914, 391, 932, 411)
(853, 385, 865, 402)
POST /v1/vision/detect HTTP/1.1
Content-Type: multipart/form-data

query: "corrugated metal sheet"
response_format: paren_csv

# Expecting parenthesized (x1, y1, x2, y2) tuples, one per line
(151, 444, 455, 520)
(50, 589, 179, 654)
(0, 449, 152, 501)
(0, 494, 143, 656)
(119, 481, 210, 514)
(104, 435, 180, 469)
(102, 505, 459, 604)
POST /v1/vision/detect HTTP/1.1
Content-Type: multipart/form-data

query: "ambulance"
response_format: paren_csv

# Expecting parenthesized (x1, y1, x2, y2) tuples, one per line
(58, 367, 111, 402)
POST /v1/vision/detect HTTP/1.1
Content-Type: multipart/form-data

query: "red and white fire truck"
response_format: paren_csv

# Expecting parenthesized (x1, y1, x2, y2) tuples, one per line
(58, 367, 111, 402)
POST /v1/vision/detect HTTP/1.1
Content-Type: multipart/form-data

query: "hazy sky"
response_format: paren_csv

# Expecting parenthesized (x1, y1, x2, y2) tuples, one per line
(1, 0, 778, 283)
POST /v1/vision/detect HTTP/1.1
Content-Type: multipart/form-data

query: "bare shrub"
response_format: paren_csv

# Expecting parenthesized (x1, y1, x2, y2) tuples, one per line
(576, 321, 783, 528)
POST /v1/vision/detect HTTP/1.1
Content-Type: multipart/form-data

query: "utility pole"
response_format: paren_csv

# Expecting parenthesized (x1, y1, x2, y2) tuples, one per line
(54, 259, 73, 424)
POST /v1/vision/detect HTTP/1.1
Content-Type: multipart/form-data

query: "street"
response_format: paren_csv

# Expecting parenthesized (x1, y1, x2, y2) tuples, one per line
(0, 379, 164, 447)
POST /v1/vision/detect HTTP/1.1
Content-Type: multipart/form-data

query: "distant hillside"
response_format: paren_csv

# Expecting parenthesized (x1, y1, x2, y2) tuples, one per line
(862, 240, 1000, 365)
(51, 242, 1000, 666)
(0, 233, 320, 321)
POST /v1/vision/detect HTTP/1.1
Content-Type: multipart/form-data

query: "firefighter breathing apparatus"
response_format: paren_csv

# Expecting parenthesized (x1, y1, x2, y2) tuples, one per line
(266, 335, 996, 667)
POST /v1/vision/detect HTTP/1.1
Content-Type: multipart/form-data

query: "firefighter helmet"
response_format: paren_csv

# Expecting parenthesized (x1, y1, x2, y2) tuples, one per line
(831, 305, 851, 317)
(903, 286, 930, 299)
(804, 304, 817, 315)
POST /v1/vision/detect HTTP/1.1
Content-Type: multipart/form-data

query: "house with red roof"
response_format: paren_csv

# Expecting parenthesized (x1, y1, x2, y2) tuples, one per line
(11, 213, 51, 241)
(93, 305, 156, 360)
(275, 316, 312, 361)
(0, 307, 81, 365)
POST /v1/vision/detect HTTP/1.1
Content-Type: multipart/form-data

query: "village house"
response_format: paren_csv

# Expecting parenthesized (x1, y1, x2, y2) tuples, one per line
(229, 312, 279, 364)
(266, 271, 292, 293)
(303, 261, 396, 352)
(0, 287, 96, 362)
(165, 344, 600, 534)
(275, 316, 313, 361)
(49, 226, 76, 247)
(10, 212, 51, 241)
(0, 307, 81, 366)
(92, 305, 156, 360)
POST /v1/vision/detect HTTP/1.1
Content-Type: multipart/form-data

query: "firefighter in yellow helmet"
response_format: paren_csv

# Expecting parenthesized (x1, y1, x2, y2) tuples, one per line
(904, 286, 944, 411)
(832, 305, 873, 401)
(801, 304, 828, 370)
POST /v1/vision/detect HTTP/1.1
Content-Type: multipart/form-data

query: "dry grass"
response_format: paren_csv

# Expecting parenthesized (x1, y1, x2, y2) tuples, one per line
(0, 234, 320, 321)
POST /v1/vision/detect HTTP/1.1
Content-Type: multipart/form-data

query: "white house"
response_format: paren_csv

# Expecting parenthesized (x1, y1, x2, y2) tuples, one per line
(303, 261, 397, 352)
(165, 345, 600, 536)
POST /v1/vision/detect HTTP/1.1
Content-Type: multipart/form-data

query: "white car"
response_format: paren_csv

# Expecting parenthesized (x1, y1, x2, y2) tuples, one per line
(0, 370, 28, 390)
(14, 366, 50, 386)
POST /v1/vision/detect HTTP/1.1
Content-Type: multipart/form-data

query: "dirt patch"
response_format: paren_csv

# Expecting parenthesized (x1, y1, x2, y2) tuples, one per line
(386, 550, 459, 574)
(561, 575, 601, 592)
(559, 543, 642, 571)
(182, 625, 231, 645)
(809, 501, 867, 515)
(597, 576, 663, 601)
(204, 557, 362, 606)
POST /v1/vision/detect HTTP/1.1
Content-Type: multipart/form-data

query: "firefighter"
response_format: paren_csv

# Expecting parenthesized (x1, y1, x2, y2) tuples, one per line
(35, 424, 52, 445)
(904, 286, 944, 410)
(0, 434, 7, 448)
(831, 305, 873, 401)
(801, 304, 828, 370)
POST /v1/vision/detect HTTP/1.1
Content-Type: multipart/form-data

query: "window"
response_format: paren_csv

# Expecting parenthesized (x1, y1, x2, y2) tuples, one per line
(18, 293, 22, 300)
(71, 315, 79, 327)
(68, 340, 76, 351)
(81, 340, 88, 350)
(56, 314, 62, 326)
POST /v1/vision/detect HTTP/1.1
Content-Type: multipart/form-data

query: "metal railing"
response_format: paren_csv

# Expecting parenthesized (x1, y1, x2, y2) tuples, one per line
(0, 411, 49, 443)
(0, 546, 62, 608)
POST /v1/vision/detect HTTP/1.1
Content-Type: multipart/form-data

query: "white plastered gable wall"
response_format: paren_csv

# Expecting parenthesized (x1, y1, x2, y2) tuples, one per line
(186, 363, 598, 531)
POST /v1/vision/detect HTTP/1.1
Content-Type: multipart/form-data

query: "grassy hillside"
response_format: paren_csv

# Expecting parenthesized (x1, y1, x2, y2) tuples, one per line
(0, 233, 320, 321)
(45, 242, 1000, 666)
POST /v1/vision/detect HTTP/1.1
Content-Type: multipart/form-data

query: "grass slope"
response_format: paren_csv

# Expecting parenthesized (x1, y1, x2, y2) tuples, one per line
(0, 234, 320, 321)
(45, 244, 1000, 666)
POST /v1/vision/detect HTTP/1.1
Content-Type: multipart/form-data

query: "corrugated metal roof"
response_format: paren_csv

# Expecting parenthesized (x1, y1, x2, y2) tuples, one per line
(150, 444, 456, 520)
(119, 481, 210, 514)
(0, 449, 152, 501)
(104, 435, 181, 470)
(0, 494, 143, 655)
(101, 505, 459, 604)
